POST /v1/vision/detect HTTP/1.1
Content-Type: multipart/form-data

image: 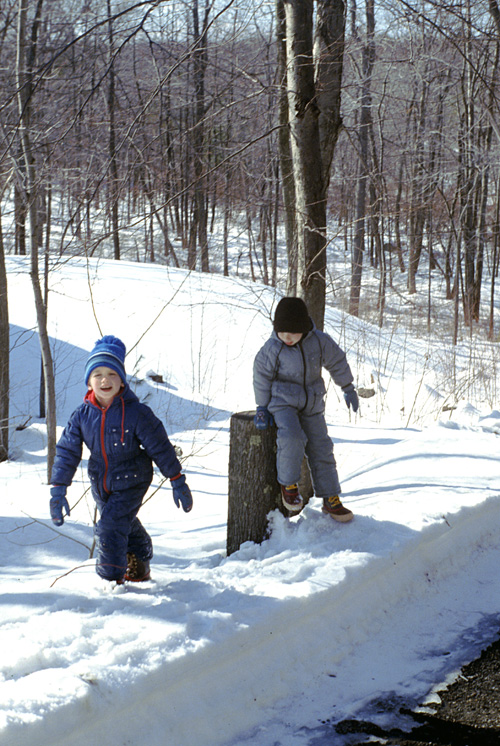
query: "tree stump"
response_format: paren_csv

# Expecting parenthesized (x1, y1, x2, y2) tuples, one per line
(227, 411, 314, 556)
(227, 411, 279, 556)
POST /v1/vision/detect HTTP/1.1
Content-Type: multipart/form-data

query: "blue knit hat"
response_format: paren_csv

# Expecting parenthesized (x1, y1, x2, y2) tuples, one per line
(84, 335, 126, 385)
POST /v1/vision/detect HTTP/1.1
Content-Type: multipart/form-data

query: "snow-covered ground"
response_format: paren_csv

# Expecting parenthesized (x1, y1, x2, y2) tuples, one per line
(1, 255, 500, 746)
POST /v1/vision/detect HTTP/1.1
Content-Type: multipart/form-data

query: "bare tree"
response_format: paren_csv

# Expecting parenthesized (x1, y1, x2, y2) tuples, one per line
(16, 0, 56, 479)
(188, 0, 210, 272)
(277, 0, 345, 328)
(0, 187, 8, 462)
(348, 0, 375, 317)
(106, 0, 120, 260)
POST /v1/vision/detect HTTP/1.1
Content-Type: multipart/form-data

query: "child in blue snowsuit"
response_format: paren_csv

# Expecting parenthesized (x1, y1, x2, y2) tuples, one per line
(253, 297, 358, 521)
(49, 336, 193, 583)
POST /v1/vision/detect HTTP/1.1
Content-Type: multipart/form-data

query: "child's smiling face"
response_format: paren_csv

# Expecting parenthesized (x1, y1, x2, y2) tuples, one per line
(88, 366, 122, 407)
(278, 332, 303, 346)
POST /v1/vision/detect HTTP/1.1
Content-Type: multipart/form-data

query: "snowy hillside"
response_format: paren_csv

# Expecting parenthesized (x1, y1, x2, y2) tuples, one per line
(2, 255, 500, 746)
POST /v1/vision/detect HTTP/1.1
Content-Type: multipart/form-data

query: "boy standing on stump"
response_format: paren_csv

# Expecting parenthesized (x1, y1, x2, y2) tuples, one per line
(49, 335, 193, 584)
(253, 298, 358, 521)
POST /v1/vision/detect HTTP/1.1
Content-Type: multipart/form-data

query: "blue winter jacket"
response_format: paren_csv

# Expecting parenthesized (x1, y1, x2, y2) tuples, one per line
(51, 384, 182, 496)
(253, 324, 354, 415)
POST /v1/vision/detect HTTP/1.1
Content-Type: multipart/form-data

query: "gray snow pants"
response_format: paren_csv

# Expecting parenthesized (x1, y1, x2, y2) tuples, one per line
(272, 406, 341, 497)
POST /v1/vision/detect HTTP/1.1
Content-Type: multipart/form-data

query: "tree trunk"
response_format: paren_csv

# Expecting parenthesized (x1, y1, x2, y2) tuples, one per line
(350, 159, 367, 317)
(14, 181, 26, 255)
(0, 199, 8, 462)
(227, 412, 313, 556)
(223, 170, 230, 276)
(17, 0, 56, 480)
(191, 0, 210, 273)
(276, 0, 298, 295)
(348, 0, 375, 316)
(315, 0, 346, 186)
(278, 0, 345, 328)
(107, 0, 120, 260)
(488, 183, 500, 340)
(284, 0, 327, 327)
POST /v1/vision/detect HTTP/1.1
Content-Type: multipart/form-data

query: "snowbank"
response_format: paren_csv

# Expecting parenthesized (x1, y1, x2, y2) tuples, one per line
(2, 256, 500, 746)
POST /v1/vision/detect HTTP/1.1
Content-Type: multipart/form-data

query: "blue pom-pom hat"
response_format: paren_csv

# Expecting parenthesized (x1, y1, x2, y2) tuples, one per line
(84, 335, 127, 385)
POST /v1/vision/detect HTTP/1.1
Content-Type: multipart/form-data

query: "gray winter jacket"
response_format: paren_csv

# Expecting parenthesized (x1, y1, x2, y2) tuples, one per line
(253, 325, 354, 416)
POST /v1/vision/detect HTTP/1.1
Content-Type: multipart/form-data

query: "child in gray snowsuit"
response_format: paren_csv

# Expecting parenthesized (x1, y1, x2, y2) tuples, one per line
(253, 297, 358, 521)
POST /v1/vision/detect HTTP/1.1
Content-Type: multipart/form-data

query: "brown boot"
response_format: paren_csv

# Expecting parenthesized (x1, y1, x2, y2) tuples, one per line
(124, 553, 151, 581)
(322, 495, 353, 523)
(280, 483, 304, 513)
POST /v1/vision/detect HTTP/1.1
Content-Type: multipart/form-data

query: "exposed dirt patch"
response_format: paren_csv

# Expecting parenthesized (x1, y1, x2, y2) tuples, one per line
(337, 634, 500, 745)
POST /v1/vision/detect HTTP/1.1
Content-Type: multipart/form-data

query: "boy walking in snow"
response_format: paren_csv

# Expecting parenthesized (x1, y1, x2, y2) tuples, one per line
(253, 297, 358, 521)
(49, 335, 193, 584)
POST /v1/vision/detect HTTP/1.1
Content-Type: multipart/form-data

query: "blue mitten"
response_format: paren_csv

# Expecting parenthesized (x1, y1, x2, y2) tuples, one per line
(343, 384, 359, 413)
(50, 485, 70, 526)
(254, 406, 274, 430)
(171, 474, 193, 513)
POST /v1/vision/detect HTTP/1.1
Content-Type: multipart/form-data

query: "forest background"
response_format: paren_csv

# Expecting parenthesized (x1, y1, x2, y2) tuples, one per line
(1, 0, 500, 473)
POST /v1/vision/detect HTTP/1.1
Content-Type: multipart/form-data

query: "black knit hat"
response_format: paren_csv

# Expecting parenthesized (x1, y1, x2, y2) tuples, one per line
(273, 297, 312, 334)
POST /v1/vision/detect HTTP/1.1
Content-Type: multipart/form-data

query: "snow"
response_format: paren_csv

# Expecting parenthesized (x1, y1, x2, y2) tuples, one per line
(2, 255, 500, 746)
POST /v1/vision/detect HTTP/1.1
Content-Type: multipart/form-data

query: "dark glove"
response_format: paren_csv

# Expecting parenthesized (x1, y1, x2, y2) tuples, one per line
(343, 384, 359, 413)
(254, 406, 274, 430)
(50, 485, 70, 526)
(171, 474, 193, 512)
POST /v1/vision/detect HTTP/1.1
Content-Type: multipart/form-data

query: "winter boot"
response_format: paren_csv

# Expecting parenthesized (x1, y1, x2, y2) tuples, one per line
(281, 483, 304, 513)
(125, 552, 151, 582)
(322, 495, 353, 523)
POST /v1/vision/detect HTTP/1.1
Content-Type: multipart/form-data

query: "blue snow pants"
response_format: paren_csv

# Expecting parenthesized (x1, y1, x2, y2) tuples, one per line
(92, 482, 153, 581)
(273, 406, 341, 497)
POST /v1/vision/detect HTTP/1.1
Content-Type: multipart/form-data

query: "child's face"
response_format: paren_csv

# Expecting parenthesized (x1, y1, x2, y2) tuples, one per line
(278, 332, 303, 346)
(88, 366, 123, 407)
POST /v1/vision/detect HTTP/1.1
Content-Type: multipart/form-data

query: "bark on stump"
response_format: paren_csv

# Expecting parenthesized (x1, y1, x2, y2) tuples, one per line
(227, 411, 313, 556)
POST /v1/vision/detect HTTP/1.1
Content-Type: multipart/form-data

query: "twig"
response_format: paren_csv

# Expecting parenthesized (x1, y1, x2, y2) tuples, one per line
(50, 563, 94, 588)
(21, 512, 92, 552)
(142, 475, 168, 505)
